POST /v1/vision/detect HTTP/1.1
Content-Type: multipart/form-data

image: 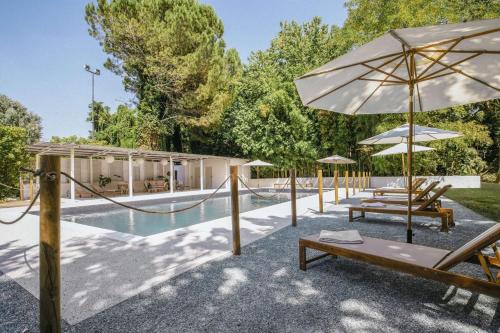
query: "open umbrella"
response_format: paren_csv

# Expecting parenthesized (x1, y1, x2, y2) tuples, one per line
(372, 143, 434, 180)
(317, 155, 356, 164)
(295, 18, 500, 243)
(243, 160, 273, 186)
(359, 124, 462, 144)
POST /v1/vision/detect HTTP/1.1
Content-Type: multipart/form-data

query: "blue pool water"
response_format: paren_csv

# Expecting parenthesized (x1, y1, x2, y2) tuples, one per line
(62, 192, 311, 236)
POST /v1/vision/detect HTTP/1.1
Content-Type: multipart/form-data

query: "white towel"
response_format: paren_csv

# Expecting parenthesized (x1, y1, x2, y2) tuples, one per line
(319, 230, 363, 244)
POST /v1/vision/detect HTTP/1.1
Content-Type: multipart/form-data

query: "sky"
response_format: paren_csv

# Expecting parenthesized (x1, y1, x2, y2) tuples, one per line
(0, 0, 347, 140)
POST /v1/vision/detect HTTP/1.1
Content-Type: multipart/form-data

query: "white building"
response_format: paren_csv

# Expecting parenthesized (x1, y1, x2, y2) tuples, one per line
(27, 143, 249, 199)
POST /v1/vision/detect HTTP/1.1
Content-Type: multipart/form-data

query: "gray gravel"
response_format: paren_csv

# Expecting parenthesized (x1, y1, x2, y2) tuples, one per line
(1, 194, 499, 333)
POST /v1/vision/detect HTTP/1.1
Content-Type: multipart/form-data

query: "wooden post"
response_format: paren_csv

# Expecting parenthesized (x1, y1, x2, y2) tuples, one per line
(362, 171, 366, 190)
(29, 176, 34, 201)
(357, 170, 361, 192)
(290, 169, 297, 227)
(317, 169, 323, 213)
(352, 170, 356, 195)
(19, 174, 24, 201)
(344, 170, 349, 199)
(230, 166, 240, 255)
(39, 155, 61, 333)
(334, 167, 339, 205)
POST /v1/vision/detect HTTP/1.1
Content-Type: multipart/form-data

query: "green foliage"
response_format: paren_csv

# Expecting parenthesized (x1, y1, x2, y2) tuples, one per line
(0, 94, 42, 144)
(0, 126, 29, 200)
(85, 0, 242, 151)
(50, 135, 106, 145)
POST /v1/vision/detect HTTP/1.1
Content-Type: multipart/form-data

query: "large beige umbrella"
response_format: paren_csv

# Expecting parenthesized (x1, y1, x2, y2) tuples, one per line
(295, 18, 500, 243)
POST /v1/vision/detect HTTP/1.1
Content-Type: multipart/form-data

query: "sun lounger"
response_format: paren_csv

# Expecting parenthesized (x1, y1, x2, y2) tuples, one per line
(349, 185, 454, 232)
(299, 224, 500, 297)
(90, 184, 120, 196)
(373, 178, 426, 197)
(363, 181, 440, 206)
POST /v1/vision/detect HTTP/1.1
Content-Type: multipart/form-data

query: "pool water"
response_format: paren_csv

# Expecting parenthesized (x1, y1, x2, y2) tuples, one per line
(62, 192, 311, 236)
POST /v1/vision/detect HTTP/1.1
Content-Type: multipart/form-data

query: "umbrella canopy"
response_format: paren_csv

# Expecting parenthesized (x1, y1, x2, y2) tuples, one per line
(295, 18, 500, 114)
(372, 143, 434, 156)
(243, 160, 273, 167)
(317, 155, 356, 164)
(360, 124, 462, 145)
(295, 18, 500, 244)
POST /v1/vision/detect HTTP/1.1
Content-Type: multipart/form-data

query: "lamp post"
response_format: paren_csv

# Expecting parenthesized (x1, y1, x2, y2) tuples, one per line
(84, 65, 100, 137)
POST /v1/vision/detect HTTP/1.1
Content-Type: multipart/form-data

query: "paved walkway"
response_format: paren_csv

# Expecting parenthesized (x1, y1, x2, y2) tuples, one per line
(1, 190, 499, 332)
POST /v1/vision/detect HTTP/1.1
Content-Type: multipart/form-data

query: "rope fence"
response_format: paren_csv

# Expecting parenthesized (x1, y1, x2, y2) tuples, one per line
(238, 176, 290, 199)
(60, 171, 230, 215)
(0, 190, 40, 225)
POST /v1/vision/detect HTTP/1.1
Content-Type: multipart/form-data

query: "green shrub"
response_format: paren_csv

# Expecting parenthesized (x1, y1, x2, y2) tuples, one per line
(0, 126, 29, 200)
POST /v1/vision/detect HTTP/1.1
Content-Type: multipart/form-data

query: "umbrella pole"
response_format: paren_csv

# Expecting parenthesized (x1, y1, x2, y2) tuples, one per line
(407, 75, 415, 244)
(401, 153, 406, 186)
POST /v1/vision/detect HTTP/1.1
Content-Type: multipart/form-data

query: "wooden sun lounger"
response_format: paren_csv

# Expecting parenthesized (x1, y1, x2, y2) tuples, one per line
(373, 178, 426, 197)
(299, 224, 500, 298)
(362, 181, 440, 206)
(349, 185, 454, 232)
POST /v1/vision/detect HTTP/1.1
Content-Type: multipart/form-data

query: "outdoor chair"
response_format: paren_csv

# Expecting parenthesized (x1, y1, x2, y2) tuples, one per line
(299, 224, 500, 298)
(90, 184, 121, 196)
(349, 185, 454, 232)
(362, 181, 440, 206)
(373, 178, 426, 197)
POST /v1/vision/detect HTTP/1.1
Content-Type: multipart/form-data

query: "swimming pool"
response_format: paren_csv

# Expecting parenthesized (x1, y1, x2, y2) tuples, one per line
(61, 191, 312, 236)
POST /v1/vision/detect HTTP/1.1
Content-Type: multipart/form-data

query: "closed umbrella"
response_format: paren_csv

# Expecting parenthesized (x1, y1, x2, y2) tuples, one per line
(295, 18, 500, 243)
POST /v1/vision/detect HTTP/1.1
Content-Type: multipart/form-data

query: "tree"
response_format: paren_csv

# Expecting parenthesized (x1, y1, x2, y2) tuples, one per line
(85, 0, 242, 152)
(0, 126, 29, 200)
(0, 94, 42, 144)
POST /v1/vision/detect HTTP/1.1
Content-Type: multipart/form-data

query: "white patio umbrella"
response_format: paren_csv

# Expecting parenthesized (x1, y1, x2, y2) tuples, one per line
(243, 160, 273, 185)
(359, 124, 462, 144)
(372, 143, 434, 179)
(317, 155, 356, 164)
(295, 18, 500, 243)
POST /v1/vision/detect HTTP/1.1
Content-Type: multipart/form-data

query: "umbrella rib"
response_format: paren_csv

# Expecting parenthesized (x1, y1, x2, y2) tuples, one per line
(297, 52, 403, 79)
(361, 63, 407, 82)
(389, 30, 411, 49)
(416, 82, 423, 112)
(353, 57, 406, 115)
(417, 38, 462, 79)
(416, 51, 500, 92)
(359, 78, 405, 84)
(414, 26, 500, 51)
(304, 54, 404, 106)
(417, 52, 482, 81)
(418, 49, 500, 54)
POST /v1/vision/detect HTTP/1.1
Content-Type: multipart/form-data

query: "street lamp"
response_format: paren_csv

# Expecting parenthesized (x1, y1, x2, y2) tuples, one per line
(84, 64, 100, 136)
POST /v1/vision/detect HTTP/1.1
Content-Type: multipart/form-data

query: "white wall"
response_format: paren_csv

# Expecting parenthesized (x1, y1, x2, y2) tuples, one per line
(246, 176, 480, 189)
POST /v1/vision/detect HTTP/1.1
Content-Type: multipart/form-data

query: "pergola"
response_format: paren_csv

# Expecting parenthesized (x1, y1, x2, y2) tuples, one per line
(27, 143, 238, 200)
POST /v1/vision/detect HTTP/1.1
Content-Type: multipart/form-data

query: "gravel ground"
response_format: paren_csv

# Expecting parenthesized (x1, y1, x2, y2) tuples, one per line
(1, 194, 499, 333)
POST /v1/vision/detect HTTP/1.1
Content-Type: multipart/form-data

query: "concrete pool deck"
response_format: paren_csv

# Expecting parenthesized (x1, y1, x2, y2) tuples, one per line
(2, 188, 499, 332)
(0, 188, 333, 324)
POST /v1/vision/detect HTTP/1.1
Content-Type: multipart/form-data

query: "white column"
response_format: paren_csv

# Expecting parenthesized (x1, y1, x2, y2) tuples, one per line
(128, 155, 133, 197)
(89, 156, 93, 185)
(200, 159, 205, 191)
(70, 148, 75, 201)
(169, 156, 174, 193)
(35, 154, 40, 187)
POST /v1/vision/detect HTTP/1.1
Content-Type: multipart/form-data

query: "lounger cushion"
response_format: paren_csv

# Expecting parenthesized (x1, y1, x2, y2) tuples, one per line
(302, 235, 450, 268)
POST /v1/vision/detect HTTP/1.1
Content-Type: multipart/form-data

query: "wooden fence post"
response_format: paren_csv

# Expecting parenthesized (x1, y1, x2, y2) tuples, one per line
(230, 166, 240, 255)
(357, 170, 361, 192)
(317, 169, 323, 213)
(29, 176, 34, 201)
(290, 169, 297, 227)
(19, 174, 24, 201)
(334, 168, 339, 205)
(345, 170, 349, 199)
(39, 155, 61, 333)
(352, 170, 356, 195)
